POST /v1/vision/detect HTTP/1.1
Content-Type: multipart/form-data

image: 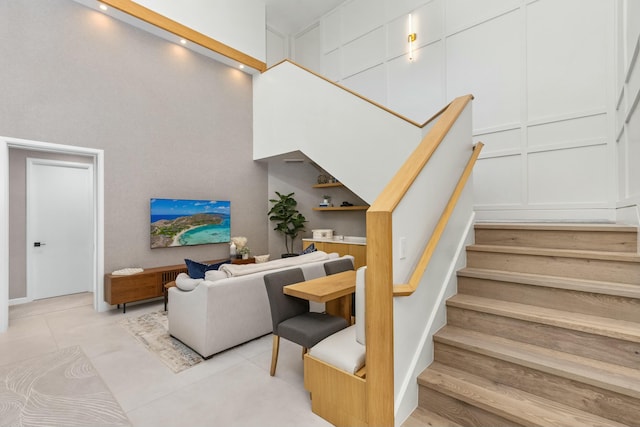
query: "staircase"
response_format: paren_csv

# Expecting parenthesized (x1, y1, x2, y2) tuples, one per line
(405, 223, 640, 427)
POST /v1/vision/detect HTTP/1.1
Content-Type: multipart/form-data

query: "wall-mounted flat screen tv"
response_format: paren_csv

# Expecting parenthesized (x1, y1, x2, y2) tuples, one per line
(150, 198, 230, 248)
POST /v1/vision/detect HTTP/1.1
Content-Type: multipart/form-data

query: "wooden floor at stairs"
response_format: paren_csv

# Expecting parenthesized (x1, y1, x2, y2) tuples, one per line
(404, 223, 640, 427)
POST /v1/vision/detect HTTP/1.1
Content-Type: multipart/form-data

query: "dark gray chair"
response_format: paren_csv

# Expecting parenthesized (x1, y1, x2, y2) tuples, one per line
(324, 258, 356, 316)
(263, 268, 348, 376)
(323, 258, 355, 276)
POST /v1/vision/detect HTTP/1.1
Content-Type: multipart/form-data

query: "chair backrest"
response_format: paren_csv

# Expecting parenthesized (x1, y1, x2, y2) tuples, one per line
(263, 268, 309, 332)
(355, 266, 367, 345)
(323, 257, 354, 275)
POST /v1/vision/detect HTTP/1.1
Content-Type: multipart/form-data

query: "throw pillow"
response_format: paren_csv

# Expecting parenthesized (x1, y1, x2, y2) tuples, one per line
(175, 272, 203, 291)
(302, 243, 316, 254)
(184, 258, 231, 279)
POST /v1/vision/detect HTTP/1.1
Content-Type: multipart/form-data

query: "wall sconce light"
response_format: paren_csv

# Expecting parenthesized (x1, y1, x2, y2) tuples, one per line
(408, 13, 417, 61)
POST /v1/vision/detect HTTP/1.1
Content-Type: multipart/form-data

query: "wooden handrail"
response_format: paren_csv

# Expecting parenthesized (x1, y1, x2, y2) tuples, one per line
(393, 142, 484, 296)
(99, 0, 267, 72)
(365, 95, 476, 426)
(269, 60, 454, 128)
(367, 95, 474, 214)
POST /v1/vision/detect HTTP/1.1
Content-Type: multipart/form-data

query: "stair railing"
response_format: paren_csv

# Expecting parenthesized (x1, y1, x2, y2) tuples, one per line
(364, 94, 481, 426)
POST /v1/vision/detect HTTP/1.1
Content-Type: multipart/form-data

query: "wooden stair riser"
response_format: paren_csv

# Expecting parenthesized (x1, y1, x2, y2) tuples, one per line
(447, 306, 640, 370)
(418, 386, 521, 427)
(474, 228, 638, 253)
(466, 250, 640, 284)
(457, 276, 640, 323)
(434, 342, 640, 426)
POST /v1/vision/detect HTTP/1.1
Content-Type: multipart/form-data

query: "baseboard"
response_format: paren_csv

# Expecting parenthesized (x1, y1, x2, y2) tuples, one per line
(9, 297, 31, 306)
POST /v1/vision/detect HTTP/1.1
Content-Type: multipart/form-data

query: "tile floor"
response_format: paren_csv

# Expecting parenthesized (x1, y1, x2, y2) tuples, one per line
(1, 293, 332, 427)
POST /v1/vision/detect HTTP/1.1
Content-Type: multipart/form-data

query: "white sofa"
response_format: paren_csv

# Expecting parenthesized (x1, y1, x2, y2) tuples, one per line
(168, 251, 353, 358)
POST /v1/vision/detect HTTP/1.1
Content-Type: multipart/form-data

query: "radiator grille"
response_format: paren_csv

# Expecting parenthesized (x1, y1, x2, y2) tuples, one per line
(161, 268, 187, 285)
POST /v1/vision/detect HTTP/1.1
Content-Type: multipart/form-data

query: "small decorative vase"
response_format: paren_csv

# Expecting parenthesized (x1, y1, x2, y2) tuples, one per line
(242, 253, 249, 260)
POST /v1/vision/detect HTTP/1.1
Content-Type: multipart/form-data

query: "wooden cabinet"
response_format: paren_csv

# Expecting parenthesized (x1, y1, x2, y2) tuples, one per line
(304, 240, 367, 270)
(104, 259, 221, 312)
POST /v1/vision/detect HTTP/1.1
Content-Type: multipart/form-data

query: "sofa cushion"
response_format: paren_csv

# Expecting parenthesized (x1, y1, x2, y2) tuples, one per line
(185, 258, 231, 279)
(175, 272, 203, 291)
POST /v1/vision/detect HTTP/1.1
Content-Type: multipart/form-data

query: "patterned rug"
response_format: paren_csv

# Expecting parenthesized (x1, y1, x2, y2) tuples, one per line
(119, 311, 203, 373)
(0, 346, 130, 427)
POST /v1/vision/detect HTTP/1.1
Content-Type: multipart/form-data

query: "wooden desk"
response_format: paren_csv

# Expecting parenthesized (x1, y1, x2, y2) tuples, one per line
(284, 270, 355, 324)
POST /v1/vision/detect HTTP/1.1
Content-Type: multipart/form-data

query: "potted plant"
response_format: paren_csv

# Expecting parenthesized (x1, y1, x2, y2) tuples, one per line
(268, 191, 307, 257)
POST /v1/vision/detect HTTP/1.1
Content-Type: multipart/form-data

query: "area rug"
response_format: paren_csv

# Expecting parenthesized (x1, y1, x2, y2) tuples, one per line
(0, 346, 130, 427)
(119, 311, 203, 373)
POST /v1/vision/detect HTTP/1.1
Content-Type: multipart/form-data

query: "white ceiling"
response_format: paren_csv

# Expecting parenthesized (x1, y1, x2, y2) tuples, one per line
(264, 0, 344, 35)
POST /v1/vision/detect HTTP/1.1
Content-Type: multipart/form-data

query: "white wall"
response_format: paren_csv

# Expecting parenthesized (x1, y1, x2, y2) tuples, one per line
(253, 61, 423, 204)
(293, 0, 619, 222)
(134, 0, 266, 62)
(266, 27, 289, 68)
(615, 0, 640, 225)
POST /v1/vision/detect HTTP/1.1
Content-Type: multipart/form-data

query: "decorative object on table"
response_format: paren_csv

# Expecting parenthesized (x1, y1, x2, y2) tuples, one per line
(230, 241, 237, 258)
(267, 191, 307, 257)
(0, 346, 129, 427)
(312, 229, 334, 239)
(254, 254, 270, 263)
(111, 267, 143, 275)
(320, 195, 333, 207)
(230, 236, 248, 259)
(238, 246, 251, 259)
(120, 311, 203, 373)
(150, 198, 230, 248)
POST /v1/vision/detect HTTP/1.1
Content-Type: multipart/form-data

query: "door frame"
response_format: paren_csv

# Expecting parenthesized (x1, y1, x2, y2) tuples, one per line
(26, 158, 95, 301)
(0, 136, 105, 333)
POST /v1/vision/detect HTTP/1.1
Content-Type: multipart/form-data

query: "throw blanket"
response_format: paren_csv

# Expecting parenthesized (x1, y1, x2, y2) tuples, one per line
(219, 251, 330, 277)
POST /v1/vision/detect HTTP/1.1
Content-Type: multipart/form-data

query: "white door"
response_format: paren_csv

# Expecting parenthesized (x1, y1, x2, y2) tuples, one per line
(27, 159, 94, 300)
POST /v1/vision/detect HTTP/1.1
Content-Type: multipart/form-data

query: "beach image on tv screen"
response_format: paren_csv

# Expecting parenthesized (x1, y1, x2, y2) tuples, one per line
(150, 198, 230, 248)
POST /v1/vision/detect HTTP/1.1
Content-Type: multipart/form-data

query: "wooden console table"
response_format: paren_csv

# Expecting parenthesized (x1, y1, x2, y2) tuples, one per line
(105, 259, 222, 313)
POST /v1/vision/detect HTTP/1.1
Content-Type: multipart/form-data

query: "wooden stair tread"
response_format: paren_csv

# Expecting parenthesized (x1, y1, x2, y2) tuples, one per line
(466, 244, 640, 263)
(474, 223, 638, 233)
(447, 294, 640, 343)
(435, 326, 640, 399)
(419, 363, 627, 427)
(458, 267, 640, 299)
(402, 407, 463, 427)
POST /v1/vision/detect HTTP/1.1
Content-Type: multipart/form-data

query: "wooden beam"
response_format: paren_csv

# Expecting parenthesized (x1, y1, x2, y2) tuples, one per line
(99, 0, 267, 72)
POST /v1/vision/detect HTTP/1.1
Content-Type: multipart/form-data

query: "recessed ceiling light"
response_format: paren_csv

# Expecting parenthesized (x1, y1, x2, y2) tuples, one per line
(99, 4, 107, 11)
(239, 64, 245, 69)
(180, 39, 187, 45)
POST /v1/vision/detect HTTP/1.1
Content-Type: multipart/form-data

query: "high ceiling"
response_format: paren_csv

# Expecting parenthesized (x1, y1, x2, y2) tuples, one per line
(264, 0, 344, 35)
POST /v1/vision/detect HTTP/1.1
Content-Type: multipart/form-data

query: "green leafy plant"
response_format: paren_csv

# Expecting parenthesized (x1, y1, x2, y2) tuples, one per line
(267, 191, 307, 255)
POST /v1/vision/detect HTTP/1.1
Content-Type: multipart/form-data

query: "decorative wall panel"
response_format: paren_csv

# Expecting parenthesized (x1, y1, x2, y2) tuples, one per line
(445, 0, 519, 34)
(446, 10, 521, 130)
(527, 114, 607, 150)
(527, 0, 610, 121)
(528, 145, 609, 205)
(341, 0, 384, 43)
(341, 27, 385, 78)
(473, 128, 521, 155)
(474, 155, 522, 206)
(387, 43, 445, 122)
(322, 9, 341, 53)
